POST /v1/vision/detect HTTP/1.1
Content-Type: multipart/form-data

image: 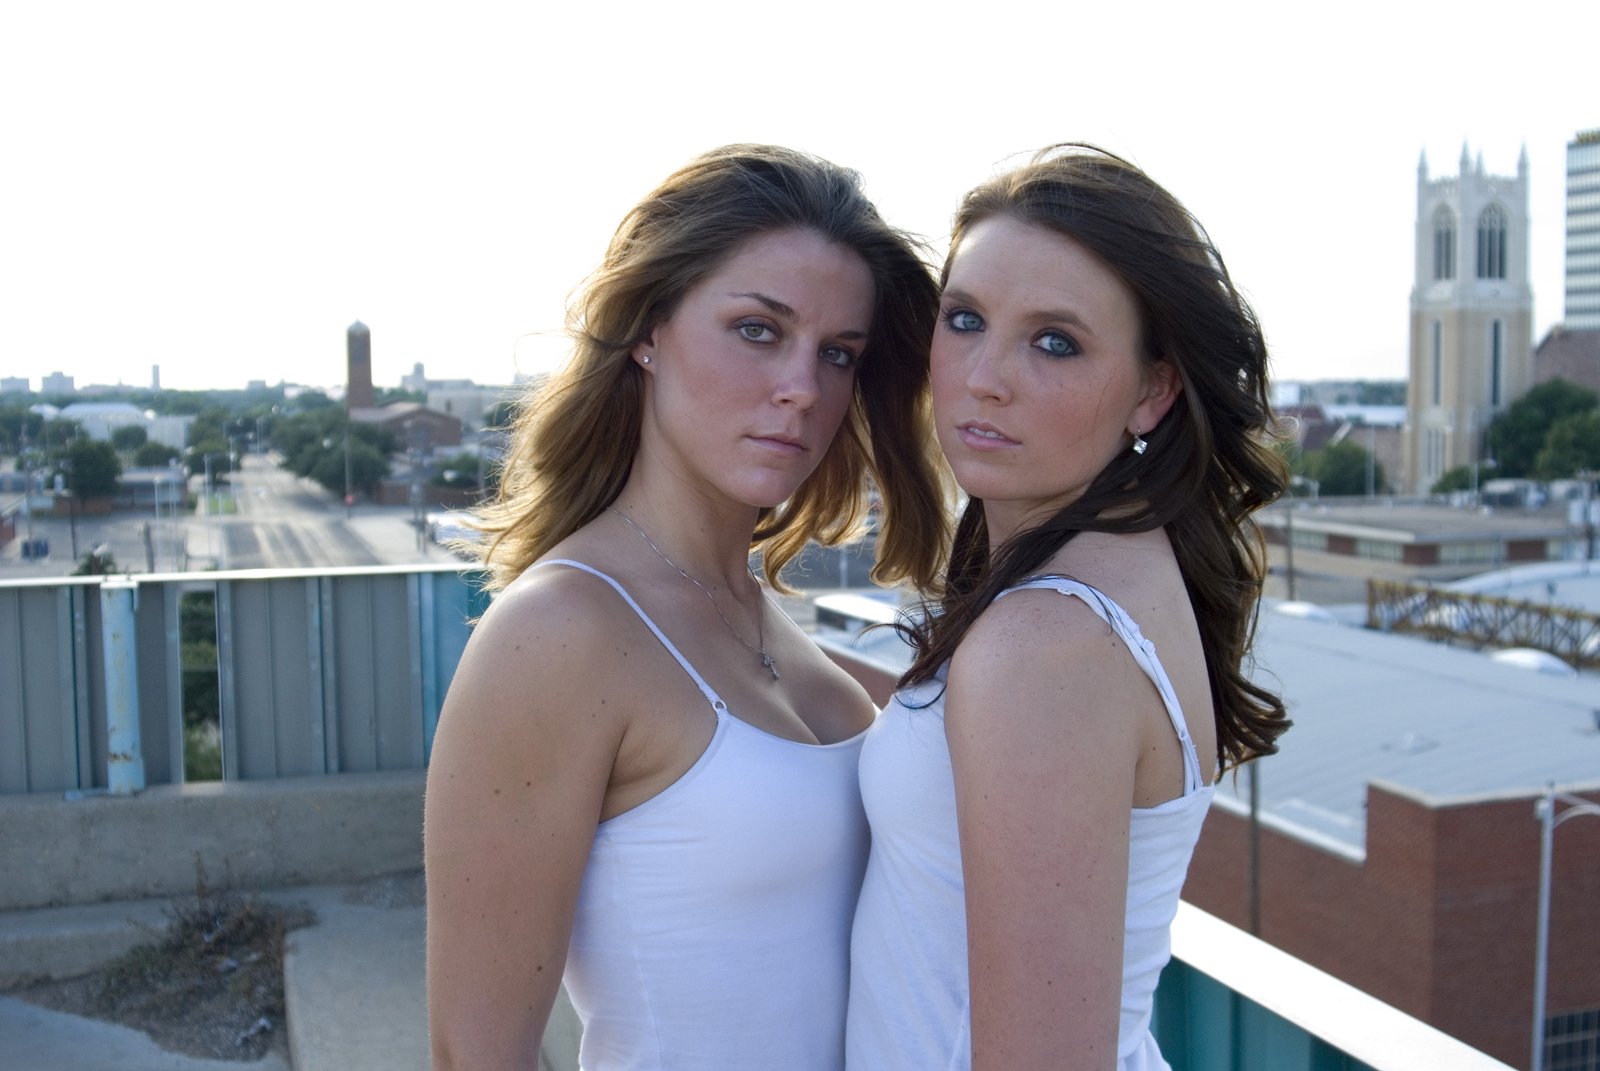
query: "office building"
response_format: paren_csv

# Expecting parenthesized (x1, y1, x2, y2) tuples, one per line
(39, 372, 74, 396)
(1566, 129, 1600, 330)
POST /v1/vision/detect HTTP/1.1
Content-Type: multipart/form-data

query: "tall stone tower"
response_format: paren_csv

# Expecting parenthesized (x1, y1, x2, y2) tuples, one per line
(1405, 145, 1534, 494)
(346, 321, 374, 412)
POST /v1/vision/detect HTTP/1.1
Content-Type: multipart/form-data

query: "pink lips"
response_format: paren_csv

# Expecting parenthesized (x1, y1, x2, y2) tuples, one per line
(750, 433, 807, 456)
(956, 420, 1018, 450)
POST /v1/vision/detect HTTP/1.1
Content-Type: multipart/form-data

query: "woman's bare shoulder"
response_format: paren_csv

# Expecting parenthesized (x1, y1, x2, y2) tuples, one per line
(443, 561, 646, 738)
(951, 583, 1124, 699)
(1038, 530, 1189, 623)
(479, 558, 644, 646)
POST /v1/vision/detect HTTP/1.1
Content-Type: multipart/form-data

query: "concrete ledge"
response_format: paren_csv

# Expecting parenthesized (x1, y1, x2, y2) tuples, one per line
(0, 771, 425, 912)
(0, 897, 172, 987)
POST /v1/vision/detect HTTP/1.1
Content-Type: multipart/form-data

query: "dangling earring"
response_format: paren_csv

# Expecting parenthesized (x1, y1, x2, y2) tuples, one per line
(1131, 430, 1149, 456)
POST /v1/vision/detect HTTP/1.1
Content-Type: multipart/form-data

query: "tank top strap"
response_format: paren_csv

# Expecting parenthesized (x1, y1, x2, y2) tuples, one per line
(533, 559, 727, 714)
(998, 575, 1206, 795)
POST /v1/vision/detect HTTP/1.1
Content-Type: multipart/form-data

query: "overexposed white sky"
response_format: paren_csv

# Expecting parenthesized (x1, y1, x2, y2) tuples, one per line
(2, 1, 1594, 394)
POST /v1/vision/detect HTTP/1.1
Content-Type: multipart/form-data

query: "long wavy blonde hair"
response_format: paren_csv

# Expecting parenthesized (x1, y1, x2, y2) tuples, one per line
(473, 144, 949, 595)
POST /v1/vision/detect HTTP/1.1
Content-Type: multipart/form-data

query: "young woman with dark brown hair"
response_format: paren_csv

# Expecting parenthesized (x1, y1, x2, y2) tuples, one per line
(848, 145, 1291, 1071)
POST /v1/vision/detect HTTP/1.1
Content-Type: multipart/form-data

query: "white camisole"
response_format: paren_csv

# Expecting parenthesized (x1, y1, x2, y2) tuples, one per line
(540, 560, 870, 1071)
(847, 576, 1214, 1071)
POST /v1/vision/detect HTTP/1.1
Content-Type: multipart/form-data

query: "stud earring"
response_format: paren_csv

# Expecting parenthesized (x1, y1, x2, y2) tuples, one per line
(640, 354, 652, 365)
(1131, 431, 1148, 456)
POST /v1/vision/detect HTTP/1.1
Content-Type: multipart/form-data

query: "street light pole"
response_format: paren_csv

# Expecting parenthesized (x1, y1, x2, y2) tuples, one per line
(343, 424, 353, 520)
(202, 452, 215, 564)
(202, 452, 229, 568)
(1365, 424, 1376, 499)
(1531, 784, 1600, 1071)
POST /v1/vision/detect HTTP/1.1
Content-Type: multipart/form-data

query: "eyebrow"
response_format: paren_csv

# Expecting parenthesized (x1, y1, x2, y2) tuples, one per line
(941, 287, 1097, 338)
(730, 291, 868, 340)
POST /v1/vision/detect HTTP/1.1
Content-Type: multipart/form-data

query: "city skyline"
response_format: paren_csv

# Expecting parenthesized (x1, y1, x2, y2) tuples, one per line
(2, 3, 1595, 393)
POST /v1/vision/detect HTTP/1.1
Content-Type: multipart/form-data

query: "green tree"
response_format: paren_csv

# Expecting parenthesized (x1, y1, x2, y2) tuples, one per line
(180, 591, 220, 730)
(64, 438, 122, 497)
(41, 417, 83, 452)
(1484, 379, 1598, 477)
(110, 425, 149, 452)
(483, 399, 522, 431)
(305, 438, 389, 497)
(186, 406, 232, 451)
(1354, 381, 1407, 406)
(134, 441, 182, 467)
(1430, 465, 1474, 494)
(431, 451, 483, 490)
(1534, 409, 1600, 480)
(72, 548, 119, 575)
(0, 405, 45, 454)
(1303, 440, 1385, 496)
(289, 390, 337, 411)
(270, 408, 341, 471)
(183, 440, 233, 479)
(269, 409, 395, 498)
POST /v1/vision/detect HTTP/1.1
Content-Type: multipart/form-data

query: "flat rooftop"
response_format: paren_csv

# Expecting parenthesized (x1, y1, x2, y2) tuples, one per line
(1444, 560, 1600, 615)
(1258, 499, 1573, 540)
(1218, 606, 1600, 856)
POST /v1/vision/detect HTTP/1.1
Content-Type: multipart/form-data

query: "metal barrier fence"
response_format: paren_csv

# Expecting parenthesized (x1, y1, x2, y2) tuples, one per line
(0, 564, 486, 795)
(1366, 578, 1600, 669)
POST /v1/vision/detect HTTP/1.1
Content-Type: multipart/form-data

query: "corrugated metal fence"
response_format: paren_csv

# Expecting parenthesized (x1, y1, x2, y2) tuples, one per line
(0, 564, 486, 795)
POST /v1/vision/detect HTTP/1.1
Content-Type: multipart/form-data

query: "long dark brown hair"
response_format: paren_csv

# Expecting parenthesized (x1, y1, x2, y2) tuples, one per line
(901, 145, 1290, 771)
(473, 144, 949, 595)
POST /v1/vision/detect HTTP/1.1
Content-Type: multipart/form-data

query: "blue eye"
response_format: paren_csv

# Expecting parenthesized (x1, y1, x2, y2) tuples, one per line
(1037, 331, 1078, 358)
(943, 309, 983, 332)
(820, 345, 859, 369)
(738, 322, 776, 342)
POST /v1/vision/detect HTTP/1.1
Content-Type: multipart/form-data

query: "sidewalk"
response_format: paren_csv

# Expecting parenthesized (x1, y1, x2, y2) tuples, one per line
(0, 875, 581, 1071)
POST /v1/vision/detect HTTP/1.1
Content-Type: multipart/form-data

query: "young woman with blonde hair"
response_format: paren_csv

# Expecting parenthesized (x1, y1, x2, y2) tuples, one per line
(426, 144, 946, 1070)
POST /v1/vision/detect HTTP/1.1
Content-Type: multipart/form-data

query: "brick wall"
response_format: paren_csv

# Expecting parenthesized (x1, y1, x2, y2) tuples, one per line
(1183, 783, 1600, 1068)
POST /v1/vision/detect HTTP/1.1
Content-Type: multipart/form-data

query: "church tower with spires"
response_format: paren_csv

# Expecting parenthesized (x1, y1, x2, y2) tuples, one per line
(1404, 144, 1534, 494)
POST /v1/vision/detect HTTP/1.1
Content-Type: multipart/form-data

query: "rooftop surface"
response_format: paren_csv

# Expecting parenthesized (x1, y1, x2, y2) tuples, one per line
(1258, 498, 1575, 540)
(1443, 559, 1600, 614)
(1216, 606, 1600, 854)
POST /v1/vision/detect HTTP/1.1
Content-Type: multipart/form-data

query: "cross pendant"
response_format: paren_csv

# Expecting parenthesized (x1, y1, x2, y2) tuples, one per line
(760, 652, 780, 681)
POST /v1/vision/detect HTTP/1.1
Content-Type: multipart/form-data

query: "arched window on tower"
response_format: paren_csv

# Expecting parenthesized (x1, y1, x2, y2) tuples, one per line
(1440, 320, 1452, 406)
(1477, 204, 1506, 279)
(1433, 206, 1456, 280)
(1490, 320, 1503, 407)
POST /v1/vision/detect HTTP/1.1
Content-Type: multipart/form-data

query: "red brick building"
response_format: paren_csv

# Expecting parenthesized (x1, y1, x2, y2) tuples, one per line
(349, 402, 463, 451)
(1189, 611, 1600, 1069)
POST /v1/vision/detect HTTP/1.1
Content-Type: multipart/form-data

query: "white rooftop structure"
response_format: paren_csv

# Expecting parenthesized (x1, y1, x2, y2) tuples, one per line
(1218, 609, 1600, 856)
(1443, 560, 1600, 615)
(1320, 404, 1407, 427)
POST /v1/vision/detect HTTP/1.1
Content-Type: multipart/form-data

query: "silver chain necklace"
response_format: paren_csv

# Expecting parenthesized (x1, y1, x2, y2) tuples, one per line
(607, 506, 780, 681)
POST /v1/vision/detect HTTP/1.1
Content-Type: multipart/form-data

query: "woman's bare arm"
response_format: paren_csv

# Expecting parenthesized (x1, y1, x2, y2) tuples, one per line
(425, 577, 626, 1070)
(946, 592, 1147, 1071)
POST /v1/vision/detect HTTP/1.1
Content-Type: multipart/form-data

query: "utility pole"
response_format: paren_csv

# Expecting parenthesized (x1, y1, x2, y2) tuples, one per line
(1365, 424, 1376, 499)
(1531, 785, 1600, 1071)
(1284, 508, 1296, 601)
(343, 424, 354, 520)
